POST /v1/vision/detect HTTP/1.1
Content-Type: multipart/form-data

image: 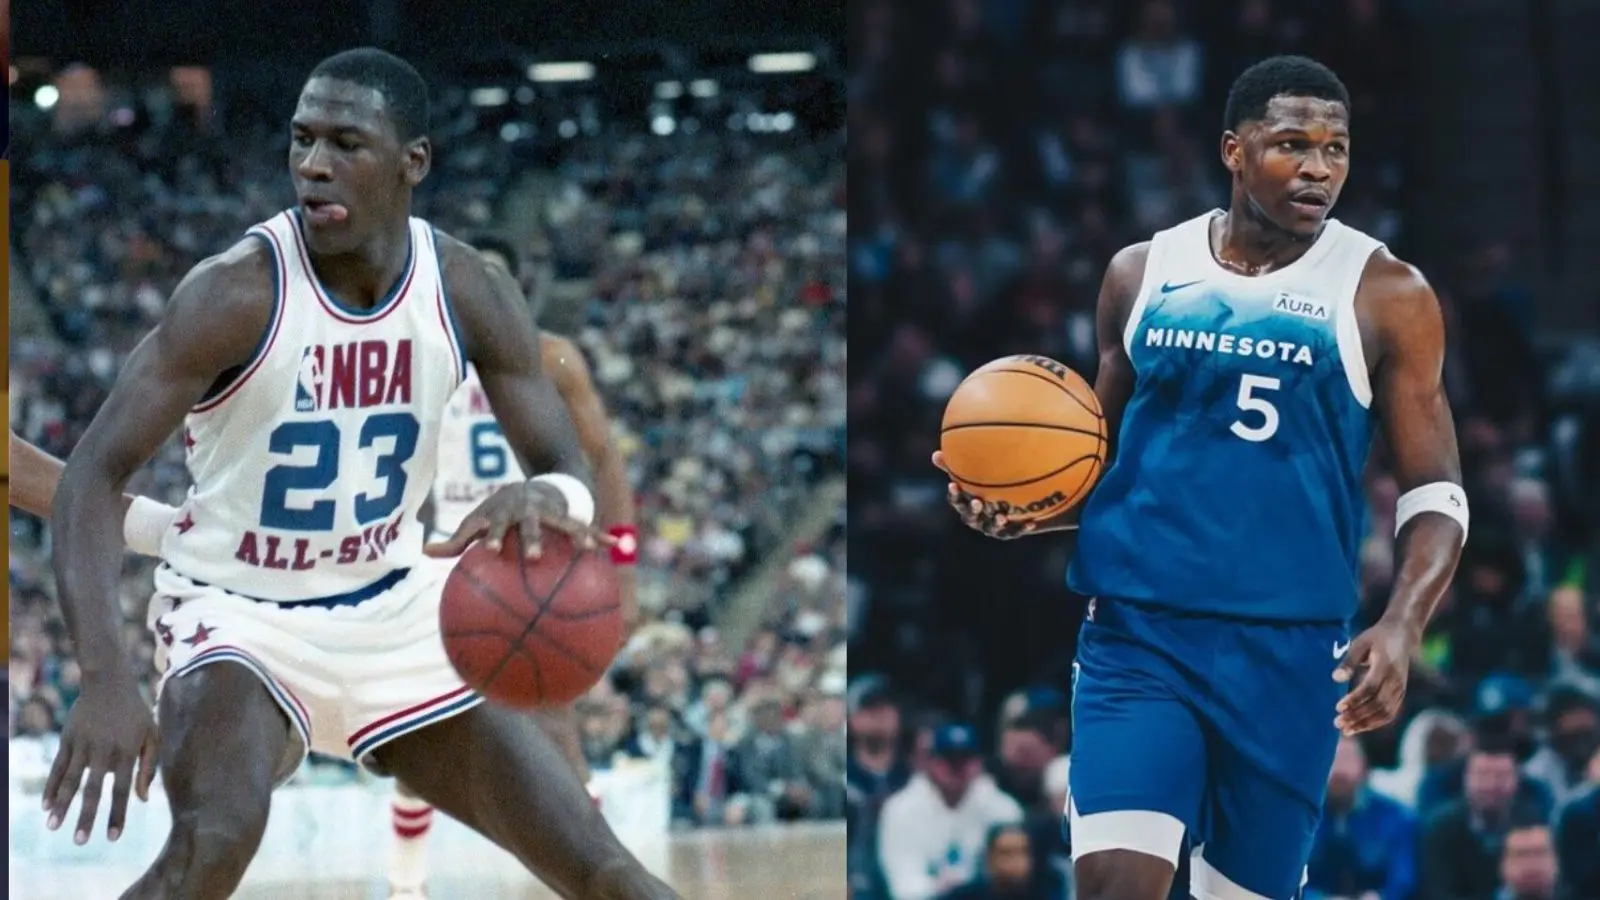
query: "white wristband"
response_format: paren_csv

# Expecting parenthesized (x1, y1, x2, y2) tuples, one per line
(530, 473, 595, 526)
(124, 496, 182, 557)
(1394, 481, 1469, 546)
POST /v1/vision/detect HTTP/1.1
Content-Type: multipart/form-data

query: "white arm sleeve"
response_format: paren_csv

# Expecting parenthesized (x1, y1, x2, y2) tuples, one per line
(124, 496, 181, 557)
(1394, 481, 1469, 546)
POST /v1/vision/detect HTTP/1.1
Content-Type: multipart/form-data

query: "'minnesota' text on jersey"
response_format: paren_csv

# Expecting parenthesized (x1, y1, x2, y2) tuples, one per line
(1069, 211, 1382, 622)
(161, 211, 466, 602)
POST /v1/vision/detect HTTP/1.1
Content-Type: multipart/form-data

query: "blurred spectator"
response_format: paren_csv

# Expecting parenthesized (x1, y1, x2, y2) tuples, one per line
(877, 723, 1024, 900)
(730, 696, 814, 823)
(934, 823, 1066, 900)
(1305, 736, 1418, 900)
(1368, 709, 1469, 809)
(1418, 733, 1551, 900)
(1554, 783, 1600, 900)
(1496, 821, 1560, 900)
(1414, 678, 1554, 821)
(1522, 684, 1600, 807)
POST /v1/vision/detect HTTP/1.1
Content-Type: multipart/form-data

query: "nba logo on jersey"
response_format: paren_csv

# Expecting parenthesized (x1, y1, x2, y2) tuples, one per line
(296, 346, 325, 412)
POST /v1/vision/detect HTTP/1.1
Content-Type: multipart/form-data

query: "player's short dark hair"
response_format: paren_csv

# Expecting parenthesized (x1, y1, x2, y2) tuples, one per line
(308, 47, 430, 141)
(1223, 55, 1350, 132)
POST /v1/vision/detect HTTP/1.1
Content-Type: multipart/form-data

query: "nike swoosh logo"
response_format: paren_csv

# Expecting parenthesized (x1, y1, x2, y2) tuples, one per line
(1332, 641, 1350, 660)
(1160, 279, 1203, 294)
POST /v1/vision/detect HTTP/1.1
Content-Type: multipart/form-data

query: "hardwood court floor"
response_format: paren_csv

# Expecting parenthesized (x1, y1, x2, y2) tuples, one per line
(9, 822, 847, 900)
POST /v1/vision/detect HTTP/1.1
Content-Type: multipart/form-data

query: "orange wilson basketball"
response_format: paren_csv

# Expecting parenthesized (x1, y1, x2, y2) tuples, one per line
(440, 527, 623, 709)
(940, 355, 1107, 521)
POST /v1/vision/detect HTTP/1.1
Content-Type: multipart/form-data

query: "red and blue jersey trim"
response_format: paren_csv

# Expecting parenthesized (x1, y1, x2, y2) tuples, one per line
(346, 684, 482, 762)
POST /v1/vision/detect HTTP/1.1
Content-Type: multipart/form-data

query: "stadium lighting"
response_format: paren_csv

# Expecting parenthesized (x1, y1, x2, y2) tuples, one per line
(689, 79, 719, 98)
(748, 52, 816, 74)
(655, 81, 683, 100)
(528, 62, 596, 83)
(470, 87, 510, 107)
(35, 85, 60, 110)
(651, 115, 677, 136)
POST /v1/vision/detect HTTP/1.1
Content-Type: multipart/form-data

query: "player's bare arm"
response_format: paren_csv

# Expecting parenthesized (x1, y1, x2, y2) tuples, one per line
(9, 431, 180, 556)
(426, 234, 602, 557)
(937, 242, 1146, 539)
(46, 240, 274, 844)
(543, 332, 640, 637)
(1334, 250, 1465, 736)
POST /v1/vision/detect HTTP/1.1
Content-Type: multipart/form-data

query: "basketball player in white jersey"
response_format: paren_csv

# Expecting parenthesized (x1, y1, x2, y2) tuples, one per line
(386, 235, 640, 898)
(44, 48, 677, 900)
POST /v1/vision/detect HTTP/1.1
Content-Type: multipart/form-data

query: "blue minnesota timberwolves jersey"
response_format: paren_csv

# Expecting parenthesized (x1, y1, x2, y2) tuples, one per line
(1069, 211, 1383, 623)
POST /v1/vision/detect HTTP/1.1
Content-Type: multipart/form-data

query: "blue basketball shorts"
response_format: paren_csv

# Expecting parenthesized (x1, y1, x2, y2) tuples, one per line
(1067, 597, 1349, 899)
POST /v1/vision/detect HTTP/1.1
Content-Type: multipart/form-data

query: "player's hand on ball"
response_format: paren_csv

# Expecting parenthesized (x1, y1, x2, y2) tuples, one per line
(425, 480, 611, 560)
(43, 679, 160, 845)
(931, 451, 1038, 540)
(1332, 619, 1416, 736)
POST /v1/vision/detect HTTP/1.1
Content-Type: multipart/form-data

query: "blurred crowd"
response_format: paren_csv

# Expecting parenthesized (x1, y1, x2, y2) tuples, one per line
(848, 0, 1600, 898)
(8, 68, 848, 832)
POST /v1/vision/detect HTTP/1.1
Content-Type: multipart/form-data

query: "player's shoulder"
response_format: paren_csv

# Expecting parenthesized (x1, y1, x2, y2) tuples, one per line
(1357, 245, 1440, 319)
(1107, 241, 1154, 281)
(432, 227, 518, 308)
(170, 235, 277, 318)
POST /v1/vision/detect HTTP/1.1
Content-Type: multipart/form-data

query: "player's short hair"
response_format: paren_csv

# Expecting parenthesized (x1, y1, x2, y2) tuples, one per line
(308, 47, 430, 141)
(1223, 55, 1350, 132)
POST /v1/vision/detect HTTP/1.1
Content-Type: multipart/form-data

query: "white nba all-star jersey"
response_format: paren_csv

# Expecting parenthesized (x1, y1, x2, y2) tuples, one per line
(161, 211, 466, 602)
(430, 366, 526, 536)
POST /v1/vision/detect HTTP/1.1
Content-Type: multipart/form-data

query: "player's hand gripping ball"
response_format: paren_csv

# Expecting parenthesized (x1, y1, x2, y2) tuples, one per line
(439, 526, 624, 709)
(935, 355, 1106, 537)
(425, 479, 604, 561)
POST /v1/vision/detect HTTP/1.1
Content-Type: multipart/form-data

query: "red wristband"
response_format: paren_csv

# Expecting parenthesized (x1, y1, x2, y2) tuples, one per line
(608, 525, 639, 565)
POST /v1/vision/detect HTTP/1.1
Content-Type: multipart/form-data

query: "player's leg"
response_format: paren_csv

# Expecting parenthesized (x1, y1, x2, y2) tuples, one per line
(388, 780, 435, 897)
(1068, 600, 1209, 900)
(120, 663, 293, 900)
(1187, 618, 1345, 900)
(376, 704, 679, 899)
(387, 705, 588, 897)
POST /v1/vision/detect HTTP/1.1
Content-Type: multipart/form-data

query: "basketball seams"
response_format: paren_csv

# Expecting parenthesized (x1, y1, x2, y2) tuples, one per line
(945, 451, 1101, 490)
(972, 367, 1103, 417)
(941, 421, 1105, 439)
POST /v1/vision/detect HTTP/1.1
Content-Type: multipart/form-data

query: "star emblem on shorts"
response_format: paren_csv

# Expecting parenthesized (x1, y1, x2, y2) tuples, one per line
(175, 513, 195, 534)
(182, 622, 217, 646)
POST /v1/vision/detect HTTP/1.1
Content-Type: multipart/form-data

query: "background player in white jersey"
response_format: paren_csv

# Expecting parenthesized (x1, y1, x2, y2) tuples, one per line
(939, 56, 1466, 900)
(386, 235, 640, 898)
(44, 48, 677, 900)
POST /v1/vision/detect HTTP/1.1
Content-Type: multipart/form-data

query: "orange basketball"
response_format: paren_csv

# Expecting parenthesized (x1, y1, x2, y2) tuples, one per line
(939, 355, 1107, 521)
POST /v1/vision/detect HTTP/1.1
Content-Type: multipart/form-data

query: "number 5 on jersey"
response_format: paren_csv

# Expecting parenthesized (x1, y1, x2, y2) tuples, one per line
(1231, 374, 1280, 442)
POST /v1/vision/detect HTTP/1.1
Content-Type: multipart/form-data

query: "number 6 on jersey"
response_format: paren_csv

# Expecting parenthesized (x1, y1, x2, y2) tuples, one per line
(1230, 374, 1280, 442)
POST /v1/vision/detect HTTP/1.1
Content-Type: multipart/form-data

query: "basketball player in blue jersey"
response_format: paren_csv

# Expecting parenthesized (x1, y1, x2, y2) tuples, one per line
(935, 56, 1467, 900)
(43, 48, 678, 900)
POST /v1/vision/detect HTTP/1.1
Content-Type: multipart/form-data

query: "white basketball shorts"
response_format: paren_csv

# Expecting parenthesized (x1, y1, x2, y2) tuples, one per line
(148, 557, 483, 784)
